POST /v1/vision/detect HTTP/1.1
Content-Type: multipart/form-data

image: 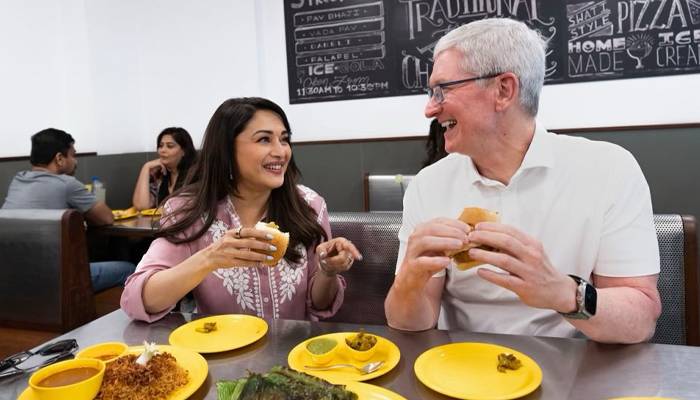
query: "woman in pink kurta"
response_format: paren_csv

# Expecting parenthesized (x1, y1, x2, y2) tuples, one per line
(121, 98, 361, 323)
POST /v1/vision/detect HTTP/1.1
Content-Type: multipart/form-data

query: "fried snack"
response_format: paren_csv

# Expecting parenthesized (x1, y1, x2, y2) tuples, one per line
(195, 322, 217, 333)
(254, 221, 289, 266)
(95, 353, 188, 400)
(497, 353, 522, 373)
(447, 207, 500, 270)
(345, 330, 377, 351)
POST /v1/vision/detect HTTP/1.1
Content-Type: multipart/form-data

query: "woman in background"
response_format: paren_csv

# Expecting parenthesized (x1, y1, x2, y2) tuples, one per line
(132, 127, 196, 210)
(422, 118, 448, 168)
(121, 97, 361, 322)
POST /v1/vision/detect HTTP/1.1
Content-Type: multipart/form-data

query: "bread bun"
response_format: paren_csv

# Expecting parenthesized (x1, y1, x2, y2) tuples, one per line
(254, 221, 289, 266)
(446, 207, 500, 270)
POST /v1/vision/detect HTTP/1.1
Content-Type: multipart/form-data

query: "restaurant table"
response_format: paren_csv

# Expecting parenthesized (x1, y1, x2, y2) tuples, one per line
(2, 310, 699, 400)
(86, 215, 160, 264)
(90, 215, 160, 239)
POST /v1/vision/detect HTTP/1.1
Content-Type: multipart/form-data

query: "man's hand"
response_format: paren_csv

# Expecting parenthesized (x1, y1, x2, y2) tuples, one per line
(386, 217, 469, 331)
(467, 222, 577, 314)
(398, 218, 470, 289)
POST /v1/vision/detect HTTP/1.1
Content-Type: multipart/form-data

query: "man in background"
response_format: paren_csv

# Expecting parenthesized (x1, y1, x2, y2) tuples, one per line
(2, 128, 134, 291)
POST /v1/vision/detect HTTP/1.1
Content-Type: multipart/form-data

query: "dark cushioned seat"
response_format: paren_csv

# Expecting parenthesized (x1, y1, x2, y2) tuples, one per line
(0, 209, 95, 331)
(326, 212, 402, 325)
(652, 214, 699, 345)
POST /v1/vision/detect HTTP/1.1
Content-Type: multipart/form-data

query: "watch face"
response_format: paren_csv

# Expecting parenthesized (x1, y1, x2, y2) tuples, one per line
(584, 284, 597, 316)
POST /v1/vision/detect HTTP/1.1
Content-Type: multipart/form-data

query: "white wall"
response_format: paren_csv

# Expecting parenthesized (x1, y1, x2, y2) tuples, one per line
(1, 0, 698, 158)
(0, 0, 96, 156)
(0, 0, 259, 157)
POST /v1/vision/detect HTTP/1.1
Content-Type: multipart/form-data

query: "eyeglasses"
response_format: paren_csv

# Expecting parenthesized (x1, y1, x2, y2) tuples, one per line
(426, 73, 502, 104)
(0, 339, 78, 379)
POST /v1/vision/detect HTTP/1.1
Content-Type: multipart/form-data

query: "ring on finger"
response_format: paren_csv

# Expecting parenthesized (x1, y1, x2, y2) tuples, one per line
(234, 226, 243, 239)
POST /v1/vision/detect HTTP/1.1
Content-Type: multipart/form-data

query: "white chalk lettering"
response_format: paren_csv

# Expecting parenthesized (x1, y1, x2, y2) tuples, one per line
(569, 38, 626, 53)
(568, 51, 624, 75)
(617, 0, 690, 34)
(401, 53, 431, 89)
(399, 0, 541, 40)
(656, 44, 700, 67)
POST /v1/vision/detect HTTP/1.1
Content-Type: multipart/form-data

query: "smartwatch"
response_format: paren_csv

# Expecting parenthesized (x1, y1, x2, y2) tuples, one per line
(559, 274, 597, 320)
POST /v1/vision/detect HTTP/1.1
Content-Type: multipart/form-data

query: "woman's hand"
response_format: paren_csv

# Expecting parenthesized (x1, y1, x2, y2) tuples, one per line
(315, 237, 363, 276)
(133, 159, 168, 210)
(200, 226, 277, 271)
(144, 159, 166, 178)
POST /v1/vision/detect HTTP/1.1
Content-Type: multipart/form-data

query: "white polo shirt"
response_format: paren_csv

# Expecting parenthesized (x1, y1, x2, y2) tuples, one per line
(396, 126, 660, 338)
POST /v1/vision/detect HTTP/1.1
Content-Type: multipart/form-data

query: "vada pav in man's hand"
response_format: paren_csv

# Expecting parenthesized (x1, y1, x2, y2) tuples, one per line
(446, 207, 500, 270)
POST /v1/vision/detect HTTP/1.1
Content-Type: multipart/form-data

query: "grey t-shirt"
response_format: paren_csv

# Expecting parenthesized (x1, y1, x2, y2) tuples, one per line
(1, 170, 97, 212)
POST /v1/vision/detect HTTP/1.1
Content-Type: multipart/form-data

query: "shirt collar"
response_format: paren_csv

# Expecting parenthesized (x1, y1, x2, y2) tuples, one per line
(463, 124, 555, 186)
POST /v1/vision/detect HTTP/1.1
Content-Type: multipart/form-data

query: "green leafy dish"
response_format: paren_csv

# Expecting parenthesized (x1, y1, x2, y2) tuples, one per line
(217, 366, 357, 400)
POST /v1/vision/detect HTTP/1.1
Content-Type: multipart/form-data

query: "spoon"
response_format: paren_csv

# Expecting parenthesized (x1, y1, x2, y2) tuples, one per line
(304, 360, 385, 375)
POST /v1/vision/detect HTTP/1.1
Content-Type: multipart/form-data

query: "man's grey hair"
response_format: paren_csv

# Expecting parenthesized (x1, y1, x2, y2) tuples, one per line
(434, 18, 546, 116)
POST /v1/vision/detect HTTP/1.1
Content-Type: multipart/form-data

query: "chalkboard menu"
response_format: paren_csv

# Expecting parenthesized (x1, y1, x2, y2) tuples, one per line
(284, 0, 700, 103)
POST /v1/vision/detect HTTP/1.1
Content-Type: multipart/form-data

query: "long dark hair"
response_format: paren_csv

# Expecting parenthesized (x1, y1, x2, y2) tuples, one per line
(158, 97, 326, 263)
(156, 127, 196, 204)
(422, 119, 448, 168)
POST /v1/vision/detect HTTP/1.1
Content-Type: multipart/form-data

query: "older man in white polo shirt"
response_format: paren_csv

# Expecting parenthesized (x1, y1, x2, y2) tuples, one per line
(384, 18, 661, 343)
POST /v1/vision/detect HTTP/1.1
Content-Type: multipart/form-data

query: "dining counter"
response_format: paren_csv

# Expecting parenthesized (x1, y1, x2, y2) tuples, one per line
(1, 310, 698, 400)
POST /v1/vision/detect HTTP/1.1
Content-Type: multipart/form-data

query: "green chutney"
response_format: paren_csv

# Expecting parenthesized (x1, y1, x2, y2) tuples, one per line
(306, 338, 337, 354)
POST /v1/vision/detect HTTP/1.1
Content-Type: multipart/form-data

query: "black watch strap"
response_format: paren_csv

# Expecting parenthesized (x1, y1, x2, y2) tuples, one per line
(559, 274, 597, 320)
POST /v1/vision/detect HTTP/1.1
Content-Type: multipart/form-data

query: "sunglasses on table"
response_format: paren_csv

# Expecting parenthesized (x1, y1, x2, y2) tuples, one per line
(0, 339, 78, 379)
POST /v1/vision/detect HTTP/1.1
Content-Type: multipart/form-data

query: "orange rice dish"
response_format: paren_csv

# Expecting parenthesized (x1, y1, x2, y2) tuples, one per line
(95, 353, 188, 400)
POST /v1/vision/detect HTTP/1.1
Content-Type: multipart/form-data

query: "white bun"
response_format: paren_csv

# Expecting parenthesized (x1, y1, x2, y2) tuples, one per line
(254, 221, 289, 266)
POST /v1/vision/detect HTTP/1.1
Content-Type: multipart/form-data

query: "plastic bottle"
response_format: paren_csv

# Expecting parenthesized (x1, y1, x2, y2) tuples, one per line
(91, 176, 106, 203)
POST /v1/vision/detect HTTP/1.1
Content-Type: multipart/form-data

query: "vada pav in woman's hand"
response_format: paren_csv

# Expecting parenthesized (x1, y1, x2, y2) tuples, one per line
(120, 97, 361, 323)
(254, 221, 290, 266)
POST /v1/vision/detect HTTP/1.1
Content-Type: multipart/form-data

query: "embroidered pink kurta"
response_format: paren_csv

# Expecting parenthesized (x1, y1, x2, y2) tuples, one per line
(120, 185, 345, 322)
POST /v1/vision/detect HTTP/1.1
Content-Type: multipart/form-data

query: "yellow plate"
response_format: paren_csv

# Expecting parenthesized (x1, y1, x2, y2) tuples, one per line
(341, 381, 407, 400)
(18, 344, 207, 400)
(414, 342, 542, 400)
(169, 314, 268, 353)
(112, 207, 139, 220)
(140, 208, 162, 216)
(287, 332, 400, 382)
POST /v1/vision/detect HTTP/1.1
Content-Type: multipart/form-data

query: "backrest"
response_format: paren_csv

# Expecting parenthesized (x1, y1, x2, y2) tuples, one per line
(652, 214, 699, 346)
(363, 174, 414, 211)
(326, 212, 402, 325)
(0, 209, 95, 331)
